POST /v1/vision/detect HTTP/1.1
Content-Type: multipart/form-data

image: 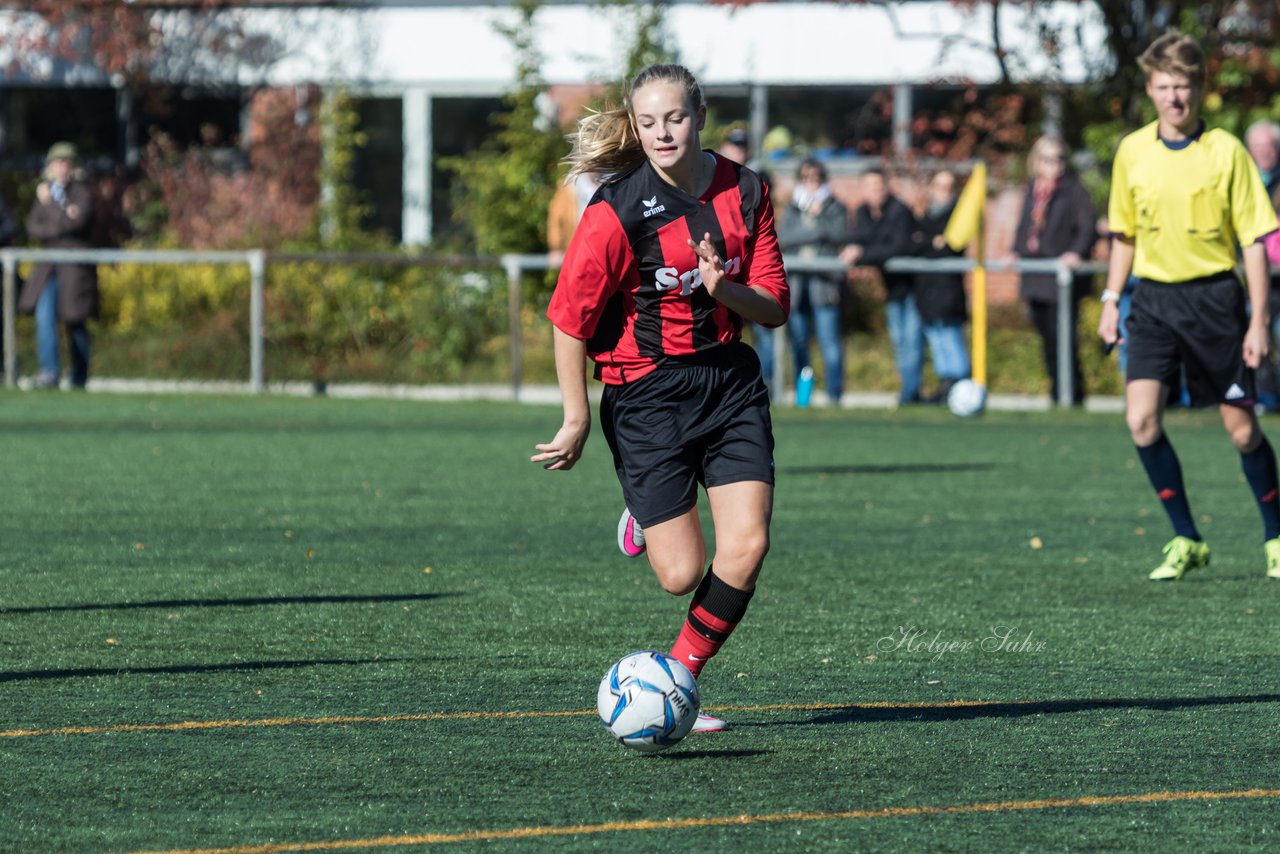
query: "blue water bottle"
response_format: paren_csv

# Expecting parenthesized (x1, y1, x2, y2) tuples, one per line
(796, 366, 814, 408)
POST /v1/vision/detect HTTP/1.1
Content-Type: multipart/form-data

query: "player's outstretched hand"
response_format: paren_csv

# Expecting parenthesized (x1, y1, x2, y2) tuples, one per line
(532, 420, 590, 471)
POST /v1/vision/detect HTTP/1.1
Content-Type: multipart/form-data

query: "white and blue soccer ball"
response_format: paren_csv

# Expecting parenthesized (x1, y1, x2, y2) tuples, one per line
(597, 650, 700, 752)
(947, 378, 988, 418)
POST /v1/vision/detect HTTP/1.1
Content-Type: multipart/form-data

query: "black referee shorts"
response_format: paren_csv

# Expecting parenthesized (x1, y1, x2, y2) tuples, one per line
(600, 340, 775, 529)
(1125, 273, 1254, 408)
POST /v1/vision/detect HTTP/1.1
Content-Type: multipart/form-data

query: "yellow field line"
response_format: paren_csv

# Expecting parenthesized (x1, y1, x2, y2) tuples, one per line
(0, 710, 588, 738)
(121, 788, 1280, 854)
(0, 698, 1042, 739)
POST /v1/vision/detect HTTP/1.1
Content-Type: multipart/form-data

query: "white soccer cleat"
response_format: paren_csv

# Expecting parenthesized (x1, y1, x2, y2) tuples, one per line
(690, 711, 728, 733)
(617, 507, 646, 558)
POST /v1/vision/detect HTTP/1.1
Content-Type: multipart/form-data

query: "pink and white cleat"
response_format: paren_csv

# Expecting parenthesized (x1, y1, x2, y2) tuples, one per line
(690, 711, 728, 733)
(617, 507, 646, 558)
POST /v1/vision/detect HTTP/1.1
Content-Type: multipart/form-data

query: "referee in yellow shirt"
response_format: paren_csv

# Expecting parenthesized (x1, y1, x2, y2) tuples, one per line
(1099, 31, 1280, 581)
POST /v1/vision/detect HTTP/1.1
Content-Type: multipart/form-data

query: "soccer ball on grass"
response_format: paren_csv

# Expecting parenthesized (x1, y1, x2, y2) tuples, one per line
(597, 650, 700, 752)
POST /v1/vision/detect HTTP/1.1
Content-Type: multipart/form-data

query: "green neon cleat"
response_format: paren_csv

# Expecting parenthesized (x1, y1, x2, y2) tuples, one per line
(1148, 536, 1210, 581)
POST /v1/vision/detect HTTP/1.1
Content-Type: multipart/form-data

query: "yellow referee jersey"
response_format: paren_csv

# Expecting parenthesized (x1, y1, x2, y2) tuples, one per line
(1109, 121, 1278, 283)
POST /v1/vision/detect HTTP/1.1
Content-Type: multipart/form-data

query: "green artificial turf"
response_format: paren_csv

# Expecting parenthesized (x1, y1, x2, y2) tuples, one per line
(1, 392, 1277, 852)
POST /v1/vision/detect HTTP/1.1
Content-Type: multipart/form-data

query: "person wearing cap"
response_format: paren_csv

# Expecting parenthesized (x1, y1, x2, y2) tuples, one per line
(721, 128, 751, 166)
(20, 142, 99, 390)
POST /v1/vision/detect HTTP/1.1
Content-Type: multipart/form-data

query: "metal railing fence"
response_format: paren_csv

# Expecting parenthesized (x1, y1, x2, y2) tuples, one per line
(885, 256, 1109, 407)
(2, 247, 1105, 404)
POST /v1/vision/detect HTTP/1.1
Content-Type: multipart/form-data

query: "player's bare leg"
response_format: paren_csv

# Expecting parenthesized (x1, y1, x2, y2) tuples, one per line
(706, 480, 772, 590)
(641, 507, 707, 596)
(656, 481, 772, 733)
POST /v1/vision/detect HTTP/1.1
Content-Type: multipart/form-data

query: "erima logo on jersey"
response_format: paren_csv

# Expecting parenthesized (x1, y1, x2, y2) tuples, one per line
(1226, 383, 1246, 400)
(642, 196, 667, 218)
(655, 256, 743, 295)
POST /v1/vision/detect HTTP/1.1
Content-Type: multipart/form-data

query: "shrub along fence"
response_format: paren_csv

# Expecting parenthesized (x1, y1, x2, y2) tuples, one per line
(1, 249, 1104, 404)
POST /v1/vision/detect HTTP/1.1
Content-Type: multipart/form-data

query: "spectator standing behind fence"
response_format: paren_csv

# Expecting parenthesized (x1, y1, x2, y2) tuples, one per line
(1011, 136, 1097, 407)
(776, 158, 848, 405)
(19, 142, 98, 391)
(1244, 120, 1280, 413)
(547, 171, 600, 266)
(839, 168, 921, 405)
(89, 163, 134, 252)
(719, 128, 778, 395)
(1245, 120, 1280, 198)
(913, 169, 971, 403)
(0, 193, 16, 248)
(0, 192, 16, 336)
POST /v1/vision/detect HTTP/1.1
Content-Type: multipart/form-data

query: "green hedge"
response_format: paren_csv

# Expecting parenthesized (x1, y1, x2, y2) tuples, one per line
(11, 261, 1123, 397)
(66, 259, 510, 384)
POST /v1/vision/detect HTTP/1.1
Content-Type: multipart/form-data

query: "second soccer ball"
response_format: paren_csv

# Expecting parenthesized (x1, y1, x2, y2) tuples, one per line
(947, 379, 988, 418)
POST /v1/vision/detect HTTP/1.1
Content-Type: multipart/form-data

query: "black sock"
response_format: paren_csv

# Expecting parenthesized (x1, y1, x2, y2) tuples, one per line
(1241, 436, 1280, 540)
(1136, 434, 1199, 540)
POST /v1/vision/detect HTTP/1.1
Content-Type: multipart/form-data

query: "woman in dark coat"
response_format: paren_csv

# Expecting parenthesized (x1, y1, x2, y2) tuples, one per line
(1012, 135, 1098, 406)
(20, 142, 98, 390)
(776, 158, 849, 404)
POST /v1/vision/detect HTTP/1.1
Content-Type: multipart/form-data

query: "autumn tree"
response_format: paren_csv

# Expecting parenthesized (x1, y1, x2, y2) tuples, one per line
(1076, 1, 1280, 175)
(0, 1, 287, 88)
(440, 0, 565, 258)
(0, 2, 330, 248)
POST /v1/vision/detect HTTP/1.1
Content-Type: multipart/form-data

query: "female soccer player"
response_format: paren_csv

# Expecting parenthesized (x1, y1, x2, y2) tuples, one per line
(531, 64, 789, 730)
(1098, 31, 1280, 580)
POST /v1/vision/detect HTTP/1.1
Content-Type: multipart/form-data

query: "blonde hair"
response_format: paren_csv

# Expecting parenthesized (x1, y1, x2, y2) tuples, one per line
(1026, 135, 1068, 174)
(1138, 31, 1206, 84)
(564, 64, 705, 182)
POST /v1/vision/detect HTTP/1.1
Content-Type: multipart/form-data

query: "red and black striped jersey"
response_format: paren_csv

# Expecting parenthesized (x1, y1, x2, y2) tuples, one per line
(547, 151, 789, 385)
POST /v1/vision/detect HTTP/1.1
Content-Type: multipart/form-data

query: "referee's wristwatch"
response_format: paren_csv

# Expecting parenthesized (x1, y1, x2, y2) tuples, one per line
(1099, 289, 1120, 305)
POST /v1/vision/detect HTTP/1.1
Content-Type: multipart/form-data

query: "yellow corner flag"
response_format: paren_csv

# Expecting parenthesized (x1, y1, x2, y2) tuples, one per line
(942, 163, 988, 386)
(944, 161, 986, 254)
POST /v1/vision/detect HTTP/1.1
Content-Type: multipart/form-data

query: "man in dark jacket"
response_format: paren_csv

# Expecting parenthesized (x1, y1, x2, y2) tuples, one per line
(1012, 136, 1097, 406)
(20, 142, 98, 390)
(840, 168, 921, 404)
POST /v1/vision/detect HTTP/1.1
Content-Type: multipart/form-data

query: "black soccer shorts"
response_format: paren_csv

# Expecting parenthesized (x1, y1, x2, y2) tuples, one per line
(1125, 274, 1255, 408)
(600, 340, 775, 529)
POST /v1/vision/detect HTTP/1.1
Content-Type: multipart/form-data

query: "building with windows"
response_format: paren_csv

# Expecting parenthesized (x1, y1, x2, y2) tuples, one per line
(0, 1, 1107, 245)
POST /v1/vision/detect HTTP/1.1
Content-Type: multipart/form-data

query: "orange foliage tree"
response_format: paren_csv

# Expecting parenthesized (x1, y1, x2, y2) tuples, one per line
(0, 2, 321, 248)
